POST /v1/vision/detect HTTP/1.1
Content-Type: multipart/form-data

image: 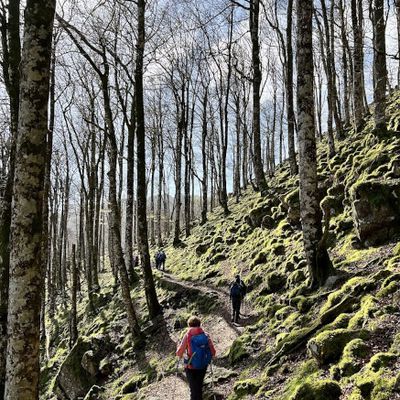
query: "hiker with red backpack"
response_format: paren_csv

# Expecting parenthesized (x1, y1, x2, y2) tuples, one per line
(176, 316, 216, 400)
(230, 274, 247, 323)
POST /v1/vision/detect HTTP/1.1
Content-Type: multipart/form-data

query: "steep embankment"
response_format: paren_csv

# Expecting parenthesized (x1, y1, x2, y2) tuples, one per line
(42, 92, 400, 400)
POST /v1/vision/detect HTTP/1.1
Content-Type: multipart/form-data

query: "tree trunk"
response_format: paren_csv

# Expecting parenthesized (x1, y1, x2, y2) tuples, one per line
(173, 88, 184, 246)
(339, 0, 351, 128)
(352, 0, 365, 130)
(296, 0, 332, 288)
(125, 104, 138, 285)
(286, 0, 298, 175)
(156, 102, 164, 246)
(70, 244, 78, 348)
(373, 0, 387, 133)
(135, 0, 161, 319)
(5, 0, 55, 397)
(201, 89, 209, 224)
(396, 0, 400, 87)
(250, 0, 268, 193)
(0, 0, 21, 393)
(318, 0, 336, 157)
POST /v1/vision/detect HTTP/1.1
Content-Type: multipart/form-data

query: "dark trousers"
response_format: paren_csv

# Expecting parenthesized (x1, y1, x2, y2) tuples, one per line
(186, 368, 207, 400)
(232, 297, 241, 322)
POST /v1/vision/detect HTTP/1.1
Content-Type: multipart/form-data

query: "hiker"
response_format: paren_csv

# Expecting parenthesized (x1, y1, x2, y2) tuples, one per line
(176, 316, 216, 400)
(157, 249, 166, 271)
(154, 251, 160, 269)
(229, 274, 247, 323)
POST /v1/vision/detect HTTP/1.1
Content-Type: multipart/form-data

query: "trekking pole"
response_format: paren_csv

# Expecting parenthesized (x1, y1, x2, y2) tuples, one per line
(172, 357, 180, 400)
(210, 361, 217, 400)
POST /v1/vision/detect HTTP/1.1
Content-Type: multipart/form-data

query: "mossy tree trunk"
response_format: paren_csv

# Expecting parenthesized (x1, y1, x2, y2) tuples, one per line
(372, 0, 387, 133)
(296, 0, 332, 288)
(135, 0, 161, 319)
(0, 0, 20, 395)
(5, 0, 55, 397)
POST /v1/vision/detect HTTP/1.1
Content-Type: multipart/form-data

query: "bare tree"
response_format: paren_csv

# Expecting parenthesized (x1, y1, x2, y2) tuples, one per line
(5, 0, 55, 397)
(296, 0, 332, 288)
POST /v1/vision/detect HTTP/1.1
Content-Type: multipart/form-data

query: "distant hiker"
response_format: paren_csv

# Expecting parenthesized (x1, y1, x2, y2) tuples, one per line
(132, 254, 139, 268)
(157, 249, 166, 271)
(176, 316, 216, 400)
(229, 275, 247, 323)
(154, 251, 160, 269)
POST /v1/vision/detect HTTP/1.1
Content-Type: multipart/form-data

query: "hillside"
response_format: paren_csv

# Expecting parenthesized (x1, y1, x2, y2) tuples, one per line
(42, 92, 400, 400)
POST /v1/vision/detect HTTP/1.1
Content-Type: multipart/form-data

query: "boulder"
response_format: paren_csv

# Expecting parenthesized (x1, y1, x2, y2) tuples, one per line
(291, 379, 341, 400)
(261, 215, 276, 229)
(266, 272, 286, 293)
(195, 242, 210, 256)
(351, 179, 400, 246)
(308, 329, 369, 365)
(282, 188, 300, 225)
(83, 385, 105, 400)
(247, 203, 272, 228)
(81, 351, 98, 377)
(54, 335, 111, 400)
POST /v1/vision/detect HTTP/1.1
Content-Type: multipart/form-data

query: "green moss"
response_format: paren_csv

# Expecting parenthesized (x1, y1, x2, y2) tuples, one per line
(121, 374, 148, 394)
(233, 378, 263, 398)
(290, 379, 341, 400)
(308, 329, 369, 365)
(320, 277, 375, 316)
(323, 313, 351, 331)
(228, 335, 251, 365)
(348, 295, 378, 329)
(390, 333, 400, 354)
(367, 352, 397, 372)
(336, 338, 369, 377)
(280, 360, 319, 399)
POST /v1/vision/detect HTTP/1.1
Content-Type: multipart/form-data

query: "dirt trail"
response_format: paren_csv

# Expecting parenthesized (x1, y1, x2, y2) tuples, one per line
(136, 272, 257, 400)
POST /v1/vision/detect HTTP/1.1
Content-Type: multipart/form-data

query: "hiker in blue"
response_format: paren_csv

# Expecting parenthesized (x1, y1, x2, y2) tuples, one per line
(230, 275, 247, 323)
(155, 249, 166, 270)
(176, 316, 216, 400)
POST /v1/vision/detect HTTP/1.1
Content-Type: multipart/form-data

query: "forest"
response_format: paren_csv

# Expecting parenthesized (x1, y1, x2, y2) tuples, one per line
(0, 0, 399, 399)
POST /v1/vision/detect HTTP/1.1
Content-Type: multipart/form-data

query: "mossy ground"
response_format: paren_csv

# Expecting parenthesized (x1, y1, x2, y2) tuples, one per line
(41, 94, 400, 399)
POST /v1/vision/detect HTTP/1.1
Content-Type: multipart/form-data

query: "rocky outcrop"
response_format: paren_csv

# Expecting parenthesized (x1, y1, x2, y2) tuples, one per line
(351, 178, 400, 246)
(54, 335, 112, 400)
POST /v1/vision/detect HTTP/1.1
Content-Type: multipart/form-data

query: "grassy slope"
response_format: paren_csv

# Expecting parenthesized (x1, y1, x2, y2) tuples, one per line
(42, 92, 400, 400)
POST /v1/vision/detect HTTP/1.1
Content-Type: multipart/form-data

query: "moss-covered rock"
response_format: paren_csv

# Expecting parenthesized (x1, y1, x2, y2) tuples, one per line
(290, 379, 341, 400)
(265, 271, 286, 293)
(54, 335, 111, 400)
(121, 373, 148, 394)
(336, 338, 369, 377)
(228, 335, 251, 365)
(351, 178, 400, 246)
(233, 378, 262, 397)
(307, 329, 369, 365)
(368, 352, 397, 372)
(283, 188, 300, 226)
(348, 295, 378, 329)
